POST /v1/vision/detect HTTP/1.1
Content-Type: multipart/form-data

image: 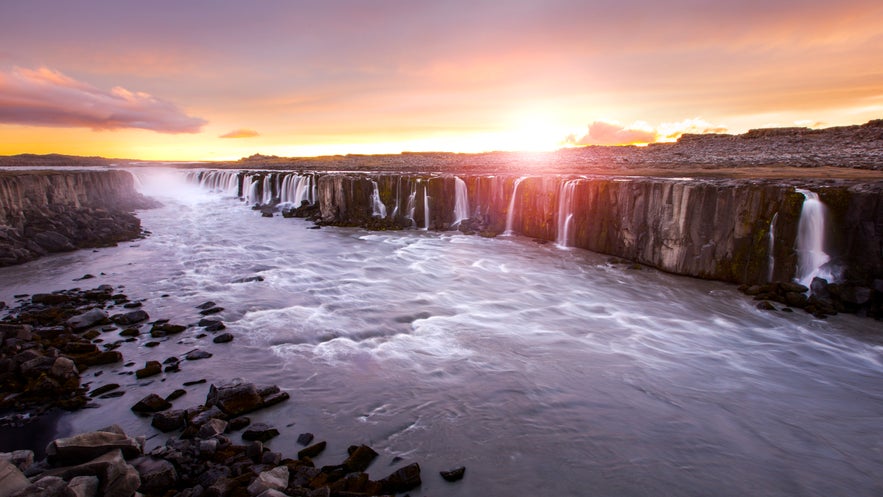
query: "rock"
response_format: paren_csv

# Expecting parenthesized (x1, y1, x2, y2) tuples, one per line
(49, 356, 78, 382)
(199, 306, 224, 316)
(780, 282, 809, 294)
(256, 489, 289, 497)
(73, 350, 122, 367)
(784, 292, 808, 308)
(67, 475, 99, 497)
(233, 276, 265, 284)
(131, 393, 172, 413)
(189, 406, 228, 426)
(183, 379, 207, 386)
(296, 433, 314, 446)
(246, 441, 264, 463)
(204, 321, 226, 332)
(213, 333, 234, 343)
(242, 423, 280, 442)
(380, 463, 422, 493)
(342, 445, 378, 472)
(45, 428, 142, 465)
(199, 439, 219, 456)
(207, 382, 264, 416)
(130, 456, 177, 495)
(110, 310, 149, 325)
(150, 323, 187, 337)
(840, 285, 872, 305)
(0, 450, 34, 472)
(756, 301, 777, 311)
(42, 449, 140, 497)
(440, 466, 466, 482)
(135, 361, 162, 379)
(30, 293, 70, 305)
(197, 418, 229, 439)
(165, 389, 186, 402)
(0, 459, 30, 497)
(151, 410, 186, 432)
(297, 441, 326, 460)
(122, 302, 142, 309)
(247, 466, 289, 495)
(196, 301, 216, 310)
(67, 309, 108, 331)
(227, 416, 252, 432)
(11, 475, 69, 497)
(185, 349, 212, 360)
(89, 384, 119, 397)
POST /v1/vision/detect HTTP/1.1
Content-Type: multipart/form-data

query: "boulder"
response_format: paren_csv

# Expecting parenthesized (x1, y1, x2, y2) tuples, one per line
(213, 333, 234, 343)
(10, 475, 69, 497)
(130, 456, 177, 495)
(67, 309, 108, 331)
(297, 441, 326, 460)
(151, 410, 186, 432)
(241, 423, 280, 442)
(111, 310, 149, 325)
(247, 466, 289, 495)
(42, 449, 140, 497)
(440, 466, 466, 482)
(0, 459, 30, 497)
(131, 393, 172, 414)
(342, 445, 378, 473)
(197, 418, 229, 439)
(185, 349, 212, 361)
(135, 361, 162, 379)
(67, 475, 99, 497)
(207, 382, 264, 416)
(45, 428, 142, 465)
(380, 463, 422, 493)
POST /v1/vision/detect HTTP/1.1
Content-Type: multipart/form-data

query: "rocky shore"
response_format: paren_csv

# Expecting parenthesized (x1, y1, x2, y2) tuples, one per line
(0, 170, 158, 267)
(0, 285, 463, 496)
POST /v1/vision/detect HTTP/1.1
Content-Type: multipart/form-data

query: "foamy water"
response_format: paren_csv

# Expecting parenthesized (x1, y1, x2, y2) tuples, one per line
(1, 168, 881, 496)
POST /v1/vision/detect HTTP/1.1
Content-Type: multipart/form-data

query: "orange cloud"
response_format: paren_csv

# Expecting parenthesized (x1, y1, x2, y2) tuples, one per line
(567, 121, 657, 146)
(220, 128, 260, 138)
(0, 66, 205, 133)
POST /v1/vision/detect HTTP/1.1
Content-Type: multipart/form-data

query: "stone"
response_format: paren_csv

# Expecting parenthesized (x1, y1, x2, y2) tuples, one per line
(74, 350, 122, 367)
(151, 410, 186, 432)
(840, 285, 872, 305)
(43, 449, 140, 497)
(440, 466, 466, 482)
(780, 282, 809, 294)
(342, 445, 378, 473)
(297, 441, 326, 460)
(30, 293, 71, 305)
(198, 418, 229, 439)
(199, 306, 224, 316)
(199, 438, 219, 456)
(246, 441, 264, 463)
(380, 463, 422, 493)
(784, 292, 808, 308)
(150, 323, 187, 337)
(0, 459, 30, 497)
(165, 389, 186, 401)
(213, 333, 234, 343)
(67, 309, 108, 331)
(0, 450, 34, 472)
(296, 433, 314, 446)
(130, 456, 177, 495)
(207, 382, 264, 416)
(67, 475, 99, 497)
(203, 321, 226, 333)
(189, 405, 228, 426)
(135, 361, 162, 379)
(185, 349, 212, 360)
(45, 428, 142, 465)
(196, 301, 217, 310)
(49, 356, 78, 381)
(227, 416, 252, 432)
(131, 393, 172, 413)
(242, 423, 280, 442)
(256, 490, 289, 497)
(11, 475, 68, 497)
(756, 301, 777, 311)
(247, 466, 289, 495)
(110, 310, 149, 325)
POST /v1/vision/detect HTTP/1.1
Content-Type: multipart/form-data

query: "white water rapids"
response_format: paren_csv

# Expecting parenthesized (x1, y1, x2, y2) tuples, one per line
(1, 168, 882, 496)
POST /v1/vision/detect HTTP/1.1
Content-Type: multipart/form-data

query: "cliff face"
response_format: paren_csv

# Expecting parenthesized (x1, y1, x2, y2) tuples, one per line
(309, 173, 881, 286)
(0, 170, 157, 266)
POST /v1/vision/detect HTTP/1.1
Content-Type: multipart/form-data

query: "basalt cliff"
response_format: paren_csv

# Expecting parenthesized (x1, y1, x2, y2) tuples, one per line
(0, 170, 157, 266)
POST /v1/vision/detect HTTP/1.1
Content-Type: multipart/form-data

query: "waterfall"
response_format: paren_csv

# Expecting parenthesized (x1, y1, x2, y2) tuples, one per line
(370, 180, 387, 218)
(391, 177, 402, 220)
(767, 212, 778, 282)
(262, 175, 273, 204)
(406, 181, 418, 227)
(556, 180, 578, 248)
(794, 189, 831, 288)
(452, 176, 470, 227)
(244, 175, 260, 205)
(423, 183, 431, 230)
(503, 176, 526, 236)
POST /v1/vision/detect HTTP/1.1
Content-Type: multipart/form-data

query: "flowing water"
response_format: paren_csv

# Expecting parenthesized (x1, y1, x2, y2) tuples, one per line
(795, 190, 832, 288)
(1, 168, 882, 496)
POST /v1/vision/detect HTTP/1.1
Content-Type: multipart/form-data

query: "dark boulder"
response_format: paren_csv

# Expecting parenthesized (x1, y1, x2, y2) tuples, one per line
(67, 309, 108, 331)
(241, 423, 280, 442)
(131, 393, 172, 413)
(135, 361, 162, 379)
(111, 310, 149, 325)
(440, 466, 466, 482)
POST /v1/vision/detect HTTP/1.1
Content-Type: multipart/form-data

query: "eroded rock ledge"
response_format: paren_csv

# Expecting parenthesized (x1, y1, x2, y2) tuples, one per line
(0, 170, 158, 266)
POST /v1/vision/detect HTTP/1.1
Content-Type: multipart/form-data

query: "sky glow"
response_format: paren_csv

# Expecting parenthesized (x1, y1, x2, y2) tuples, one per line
(0, 0, 881, 160)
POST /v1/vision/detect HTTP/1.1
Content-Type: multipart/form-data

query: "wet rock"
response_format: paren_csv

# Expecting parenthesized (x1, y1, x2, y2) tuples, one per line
(227, 416, 252, 432)
(135, 360, 162, 379)
(11, 475, 69, 497)
(379, 463, 422, 493)
(247, 466, 289, 495)
(67, 309, 108, 331)
(342, 445, 378, 473)
(440, 466, 466, 482)
(196, 301, 216, 310)
(756, 301, 777, 311)
(189, 406, 228, 426)
(198, 418, 229, 439)
(183, 379, 206, 386)
(150, 323, 187, 337)
(297, 441, 326, 460)
(199, 306, 224, 316)
(185, 349, 212, 360)
(30, 293, 71, 305)
(110, 309, 149, 325)
(233, 276, 265, 284)
(784, 292, 808, 308)
(43, 449, 141, 497)
(89, 384, 120, 397)
(207, 382, 263, 416)
(73, 350, 122, 367)
(213, 333, 234, 343)
(131, 456, 178, 494)
(118, 327, 140, 337)
(840, 285, 872, 305)
(131, 393, 172, 413)
(122, 301, 142, 309)
(296, 433, 315, 446)
(151, 409, 186, 432)
(0, 450, 34, 472)
(204, 321, 226, 332)
(165, 389, 186, 402)
(242, 423, 280, 442)
(45, 426, 141, 464)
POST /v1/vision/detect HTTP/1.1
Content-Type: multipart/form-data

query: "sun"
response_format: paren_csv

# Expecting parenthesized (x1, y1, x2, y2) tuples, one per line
(496, 113, 571, 152)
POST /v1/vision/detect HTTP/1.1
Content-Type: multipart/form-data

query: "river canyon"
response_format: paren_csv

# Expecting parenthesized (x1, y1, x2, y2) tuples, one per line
(0, 164, 882, 496)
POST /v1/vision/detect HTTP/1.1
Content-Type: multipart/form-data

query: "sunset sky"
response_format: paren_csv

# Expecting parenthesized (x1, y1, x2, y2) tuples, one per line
(1, 0, 881, 160)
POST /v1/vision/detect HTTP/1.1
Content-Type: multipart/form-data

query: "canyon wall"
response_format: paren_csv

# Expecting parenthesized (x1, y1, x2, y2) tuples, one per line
(195, 170, 882, 287)
(0, 170, 157, 266)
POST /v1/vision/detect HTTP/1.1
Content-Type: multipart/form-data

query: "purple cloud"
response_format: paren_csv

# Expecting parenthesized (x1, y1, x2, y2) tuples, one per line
(0, 67, 206, 133)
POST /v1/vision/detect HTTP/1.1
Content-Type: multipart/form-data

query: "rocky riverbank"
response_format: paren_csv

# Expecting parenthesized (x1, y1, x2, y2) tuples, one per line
(0, 285, 463, 496)
(0, 170, 158, 267)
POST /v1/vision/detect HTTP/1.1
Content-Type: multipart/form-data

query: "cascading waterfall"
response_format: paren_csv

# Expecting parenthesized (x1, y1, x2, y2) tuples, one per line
(262, 175, 274, 204)
(556, 179, 578, 248)
(370, 180, 387, 218)
(452, 176, 470, 226)
(423, 183, 431, 230)
(794, 189, 831, 288)
(244, 175, 260, 205)
(767, 212, 778, 282)
(503, 176, 526, 236)
(391, 177, 402, 219)
(406, 181, 418, 227)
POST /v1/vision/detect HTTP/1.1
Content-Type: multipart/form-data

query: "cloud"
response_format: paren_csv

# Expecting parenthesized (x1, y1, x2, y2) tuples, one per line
(566, 121, 657, 146)
(0, 66, 206, 133)
(566, 118, 730, 146)
(220, 128, 260, 138)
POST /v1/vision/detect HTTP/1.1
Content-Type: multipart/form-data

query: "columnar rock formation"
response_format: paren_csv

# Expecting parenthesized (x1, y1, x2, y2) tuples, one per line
(0, 170, 157, 266)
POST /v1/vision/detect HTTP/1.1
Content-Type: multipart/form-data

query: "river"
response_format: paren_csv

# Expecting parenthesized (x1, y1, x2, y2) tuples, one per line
(1, 167, 882, 496)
